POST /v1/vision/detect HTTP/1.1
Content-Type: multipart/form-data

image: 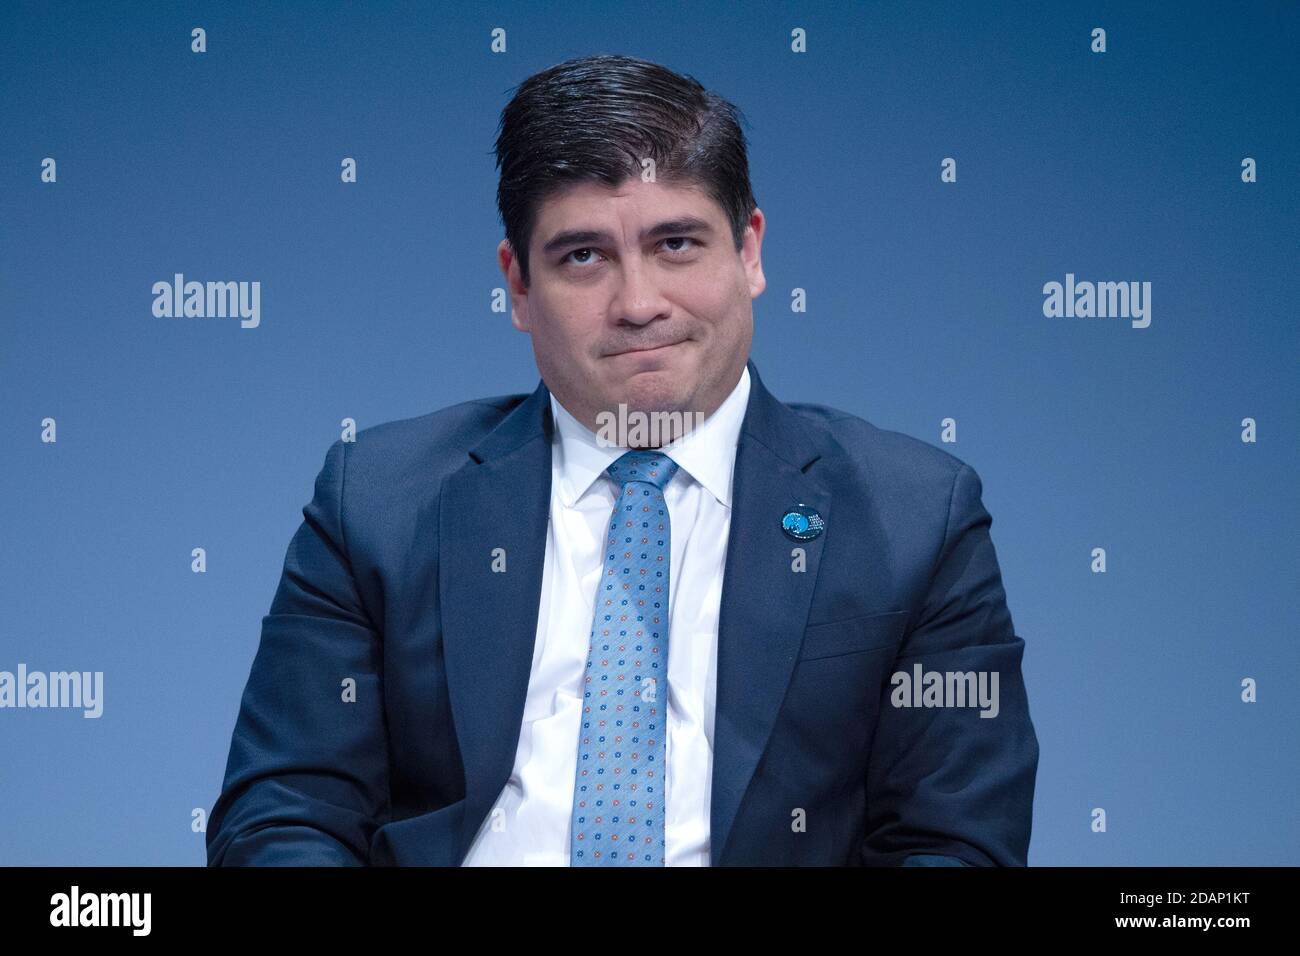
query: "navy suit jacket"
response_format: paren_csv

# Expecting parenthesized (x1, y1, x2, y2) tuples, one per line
(207, 358, 1038, 866)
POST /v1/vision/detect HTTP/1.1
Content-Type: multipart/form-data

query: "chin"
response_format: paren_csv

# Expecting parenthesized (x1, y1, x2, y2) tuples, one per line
(614, 371, 692, 415)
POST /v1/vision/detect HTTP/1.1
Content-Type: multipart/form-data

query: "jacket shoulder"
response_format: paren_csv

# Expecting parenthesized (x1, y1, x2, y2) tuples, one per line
(339, 392, 529, 484)
(786, 401, 978, 488)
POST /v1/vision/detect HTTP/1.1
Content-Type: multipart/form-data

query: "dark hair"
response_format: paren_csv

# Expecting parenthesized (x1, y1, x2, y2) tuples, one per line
(493, 54, 758, 287)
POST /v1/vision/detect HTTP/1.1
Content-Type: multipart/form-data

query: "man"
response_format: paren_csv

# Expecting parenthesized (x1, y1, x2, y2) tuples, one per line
(207, 54, 1038, 867)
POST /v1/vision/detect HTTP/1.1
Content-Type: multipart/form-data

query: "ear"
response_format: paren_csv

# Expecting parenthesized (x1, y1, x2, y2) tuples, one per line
(498, 238, 530, 331)
(741, 208, 766, 299)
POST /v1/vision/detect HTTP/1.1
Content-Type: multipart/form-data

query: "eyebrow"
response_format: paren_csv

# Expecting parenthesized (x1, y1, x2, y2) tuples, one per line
(540, 216, 715, 256)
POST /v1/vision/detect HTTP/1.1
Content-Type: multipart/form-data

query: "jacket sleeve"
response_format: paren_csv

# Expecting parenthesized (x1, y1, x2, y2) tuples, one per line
(207, 438, 390, 865)
(861, 463, 1039, 867)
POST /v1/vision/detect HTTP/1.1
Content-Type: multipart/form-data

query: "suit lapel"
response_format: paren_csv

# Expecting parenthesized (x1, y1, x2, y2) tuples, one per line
(440, 360, 836, 866)
(440, 380, 554, 864)
(709, 360, 833, 864)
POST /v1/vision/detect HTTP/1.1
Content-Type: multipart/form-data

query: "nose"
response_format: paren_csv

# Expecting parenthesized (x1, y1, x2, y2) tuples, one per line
(610, 257, 670, 326)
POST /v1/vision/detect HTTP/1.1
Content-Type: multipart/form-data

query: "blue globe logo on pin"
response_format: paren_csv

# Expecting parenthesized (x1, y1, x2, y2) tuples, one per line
(781, 503, 824, 541)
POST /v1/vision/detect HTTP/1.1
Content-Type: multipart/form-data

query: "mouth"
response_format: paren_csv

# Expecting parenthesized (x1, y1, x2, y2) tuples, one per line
(609, 339, 687, 357)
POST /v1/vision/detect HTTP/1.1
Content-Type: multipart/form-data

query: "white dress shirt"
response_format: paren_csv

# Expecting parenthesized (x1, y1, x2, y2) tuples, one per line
(461, 365, 751, 866)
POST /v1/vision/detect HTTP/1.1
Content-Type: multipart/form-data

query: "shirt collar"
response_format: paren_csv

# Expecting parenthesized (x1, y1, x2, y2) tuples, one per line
(549, 364, 751, 510)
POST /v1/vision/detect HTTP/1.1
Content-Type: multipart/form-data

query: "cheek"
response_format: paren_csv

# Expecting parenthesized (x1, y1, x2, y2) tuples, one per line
(688, 261, 746, 309)
(668, 274, 719, 317)
(532, 294, 591, 346)
(691, 287, 745, 339)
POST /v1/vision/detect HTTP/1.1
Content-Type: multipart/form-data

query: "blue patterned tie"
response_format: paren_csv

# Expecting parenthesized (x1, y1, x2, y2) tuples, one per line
(570, 449, 680, 865)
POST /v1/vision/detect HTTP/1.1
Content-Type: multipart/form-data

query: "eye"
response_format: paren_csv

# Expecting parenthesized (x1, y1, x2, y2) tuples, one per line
(560, 237, 699, 270)
(562, 247, 605, 268)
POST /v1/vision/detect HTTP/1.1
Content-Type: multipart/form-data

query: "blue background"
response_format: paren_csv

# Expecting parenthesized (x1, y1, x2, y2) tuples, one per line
(1, 0, 1296, 865)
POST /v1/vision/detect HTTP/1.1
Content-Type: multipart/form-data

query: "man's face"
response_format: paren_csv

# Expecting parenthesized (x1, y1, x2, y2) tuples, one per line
(498, 177, 765, 437)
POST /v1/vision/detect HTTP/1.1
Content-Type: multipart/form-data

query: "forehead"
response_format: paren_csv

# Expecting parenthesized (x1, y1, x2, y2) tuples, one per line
(533, 178, 726, 236)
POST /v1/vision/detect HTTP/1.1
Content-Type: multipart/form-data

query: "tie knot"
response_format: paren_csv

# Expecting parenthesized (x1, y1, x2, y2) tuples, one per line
(606, 449, 679, 491)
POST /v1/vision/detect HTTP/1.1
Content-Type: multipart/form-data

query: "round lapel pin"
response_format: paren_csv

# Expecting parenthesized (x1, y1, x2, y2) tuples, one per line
(781, 503, 825, 541)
